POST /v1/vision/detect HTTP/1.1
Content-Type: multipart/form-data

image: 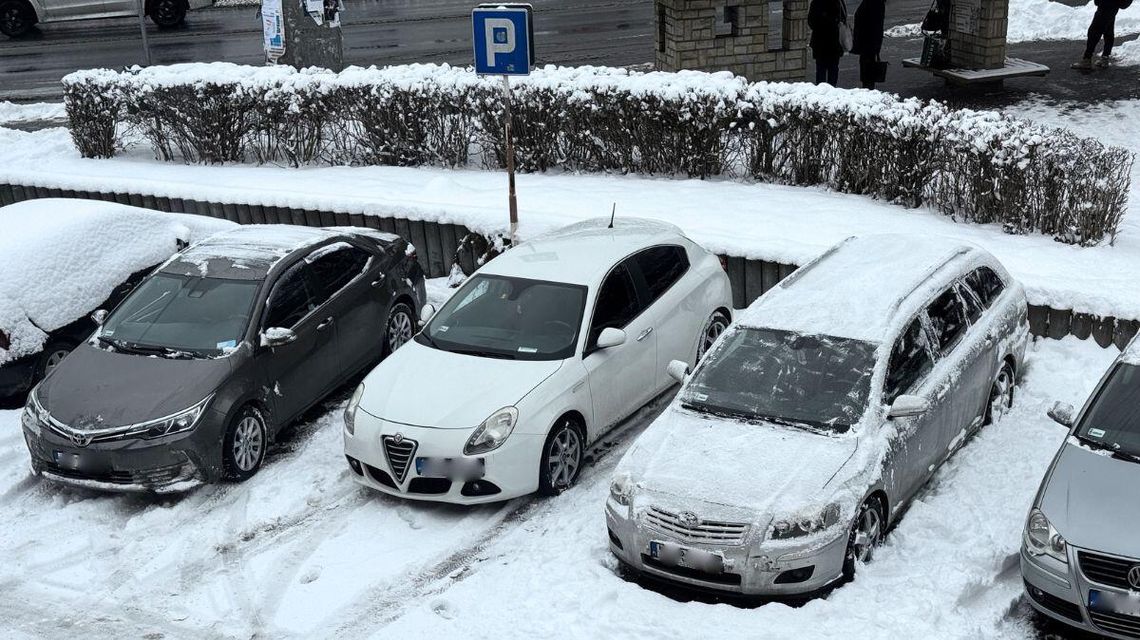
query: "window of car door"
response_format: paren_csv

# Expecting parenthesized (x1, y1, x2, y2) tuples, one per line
(306, 242, 372, 304)
(926, 285, 970, 357)
(884, 315, 936, 405)
(964, 266, 1005, 309)
(586, 263, 643, 353)
(633, 245, 690, 306)
(262, 261, 317, 331)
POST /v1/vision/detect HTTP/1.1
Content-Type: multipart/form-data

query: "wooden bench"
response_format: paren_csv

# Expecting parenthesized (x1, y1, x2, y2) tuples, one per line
(902, 57, 1050, 85)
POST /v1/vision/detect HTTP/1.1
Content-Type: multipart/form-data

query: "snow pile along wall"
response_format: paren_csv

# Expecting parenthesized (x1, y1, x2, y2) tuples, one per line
(62, 62, 1133, 246)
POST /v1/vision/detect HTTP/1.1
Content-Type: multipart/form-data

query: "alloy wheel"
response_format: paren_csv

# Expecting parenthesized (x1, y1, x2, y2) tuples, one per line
(851, 504, 882, 564)
(546, 423, 582, 490)
(988, 365, 1015, 424)
(154, 0, 176, 21)
(232, 416, 264, 472)
(698, 313, 729, 360)
(44, 349, 69, 373)
(387, 308, 414, 352)
(1, 5, 27, 37)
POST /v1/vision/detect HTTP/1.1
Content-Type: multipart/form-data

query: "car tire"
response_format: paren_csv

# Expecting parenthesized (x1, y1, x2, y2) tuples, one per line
(696, 310, 730, 362)
(0, 0, 34, 38)
(843, 497, 885, 580)
(537, 416, 584, 497)
(34, 341, 75, 382)
(222, 405, 267, 482)
(984, 361, 1016, 426)
(149, 0, 185, 28)
(383, 301, 415, 357)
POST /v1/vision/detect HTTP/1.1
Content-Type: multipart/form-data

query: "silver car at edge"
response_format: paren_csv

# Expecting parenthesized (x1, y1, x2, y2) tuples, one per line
(606, 234, 1029, 597)
(1022, 337, 1140, 638)
(1, 0, 211, 38)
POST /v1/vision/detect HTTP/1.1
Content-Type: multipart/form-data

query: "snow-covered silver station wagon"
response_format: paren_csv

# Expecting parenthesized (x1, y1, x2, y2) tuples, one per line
(606, 234, 1030, 597)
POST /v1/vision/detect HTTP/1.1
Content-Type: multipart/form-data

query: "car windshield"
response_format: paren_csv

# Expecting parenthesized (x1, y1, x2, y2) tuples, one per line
(1076, 363, 1140, 460)
(100, 273, 259, 358)
(680, 327, 877, 434)
(417, 274, 586, 361)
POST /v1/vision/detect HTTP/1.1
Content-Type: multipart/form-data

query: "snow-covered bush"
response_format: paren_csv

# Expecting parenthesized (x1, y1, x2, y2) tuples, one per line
(61, 62, 1133, 245)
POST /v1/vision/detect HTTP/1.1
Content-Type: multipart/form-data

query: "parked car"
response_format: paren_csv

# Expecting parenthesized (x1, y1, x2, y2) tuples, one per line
(0, 198, 235, 399)
(344, 217, 733, 503)
(1022, 337, 1140, 638)
(22, 224, 425, 492)
(606, 234, 1029, 597)
(0, 0, 211, 37)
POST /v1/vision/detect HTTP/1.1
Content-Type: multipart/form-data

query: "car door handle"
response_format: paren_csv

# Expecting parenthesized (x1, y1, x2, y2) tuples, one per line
(317, 317, 334, 331)
(371, 275, 385, 288)
(636, 327, 654, 342)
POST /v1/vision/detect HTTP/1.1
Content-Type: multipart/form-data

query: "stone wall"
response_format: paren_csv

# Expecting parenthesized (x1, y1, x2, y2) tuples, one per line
(656, 0, 809, 82)
(948, 0, 1009, 69)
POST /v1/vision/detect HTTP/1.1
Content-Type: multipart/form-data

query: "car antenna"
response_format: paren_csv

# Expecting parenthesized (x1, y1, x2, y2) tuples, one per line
(608, 203, 616, 229)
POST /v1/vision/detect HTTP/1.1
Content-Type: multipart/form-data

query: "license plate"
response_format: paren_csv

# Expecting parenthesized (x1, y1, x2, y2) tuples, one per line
(649, 540, 724, 574)
(414, 457, 485, 481)
(53, 451, 83, 470)
(1090, 589, 1140, 617)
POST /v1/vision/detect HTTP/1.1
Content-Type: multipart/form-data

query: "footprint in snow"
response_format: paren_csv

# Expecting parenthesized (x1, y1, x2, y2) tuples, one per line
(431, 599, 457, 620)
(299, 565, 323, 584)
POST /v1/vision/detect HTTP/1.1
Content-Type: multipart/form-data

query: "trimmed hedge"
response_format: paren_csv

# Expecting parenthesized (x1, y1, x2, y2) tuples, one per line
(63, 63, 1132, 246)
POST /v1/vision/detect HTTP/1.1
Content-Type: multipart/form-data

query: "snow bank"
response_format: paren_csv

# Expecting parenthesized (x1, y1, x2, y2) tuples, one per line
(0, 199, 235, 364)
(0, 101, 66, 126)
(887, 0, 1140, 47)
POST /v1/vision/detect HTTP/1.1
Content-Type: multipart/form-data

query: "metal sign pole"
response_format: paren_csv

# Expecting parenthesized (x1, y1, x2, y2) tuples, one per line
(136, 0, 152, 66)
(502, 74, 518, 244)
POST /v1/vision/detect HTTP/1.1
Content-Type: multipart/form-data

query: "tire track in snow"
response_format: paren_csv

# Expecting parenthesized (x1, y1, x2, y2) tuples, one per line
(327, 391, 675, 638)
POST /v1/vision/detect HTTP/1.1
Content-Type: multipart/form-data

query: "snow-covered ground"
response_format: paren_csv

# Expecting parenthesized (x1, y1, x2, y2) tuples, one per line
(1, 122, 1137, 321)
(0, 317, 1117, 638)
(0, 101, 66, 126)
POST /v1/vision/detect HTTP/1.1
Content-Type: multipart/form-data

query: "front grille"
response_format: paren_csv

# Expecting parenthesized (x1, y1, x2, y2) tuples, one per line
(643, 506, 749, 545)
(1090, 610, 1140, 638)
(1024, 580, 1083, 623)
(1079, 551, 1140, 591)
(382, 436, 417, 483)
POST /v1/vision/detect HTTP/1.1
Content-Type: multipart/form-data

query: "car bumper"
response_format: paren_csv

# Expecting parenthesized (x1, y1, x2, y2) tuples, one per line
(21, 409, 225, 492)
(1021, 544, 1140, 639)
(605, 500, 848, 596)
(0, 353, 38, 399)
(344, 413, 543, 504)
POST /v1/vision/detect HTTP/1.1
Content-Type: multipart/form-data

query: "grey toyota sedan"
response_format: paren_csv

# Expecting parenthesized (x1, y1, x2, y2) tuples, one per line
(1022, 338, 1140, 638)
(21, 225, 424, 492)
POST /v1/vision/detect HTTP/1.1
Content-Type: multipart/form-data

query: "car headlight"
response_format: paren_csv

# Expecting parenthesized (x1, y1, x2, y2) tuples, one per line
(121, 395, 213, 440)
(344, 384, 365, 436)
(771, 503, 842, 540)
(1025, 508, 1068, 563)
(21, 386, 47, 433)
(609, 472, 634, 507)
(464, 406, 518, 455)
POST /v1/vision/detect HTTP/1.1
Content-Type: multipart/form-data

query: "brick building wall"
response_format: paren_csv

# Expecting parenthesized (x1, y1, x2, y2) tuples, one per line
(947, 0, 1009, 69)
(655, 0, 809, 82)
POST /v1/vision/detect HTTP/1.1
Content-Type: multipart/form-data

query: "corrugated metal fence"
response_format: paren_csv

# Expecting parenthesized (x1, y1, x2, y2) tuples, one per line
(2, 183, 1135, 350)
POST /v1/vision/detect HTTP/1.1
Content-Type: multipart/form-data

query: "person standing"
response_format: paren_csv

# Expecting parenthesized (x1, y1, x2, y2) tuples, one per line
(809, 0, 849, 85)
(1073, 0, 1131, 69)
(852, 0, 886, 89)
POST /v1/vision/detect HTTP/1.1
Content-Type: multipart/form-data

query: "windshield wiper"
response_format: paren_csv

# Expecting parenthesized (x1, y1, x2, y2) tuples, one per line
(681, 402, 843, 433)
(448, 348, 516, 360)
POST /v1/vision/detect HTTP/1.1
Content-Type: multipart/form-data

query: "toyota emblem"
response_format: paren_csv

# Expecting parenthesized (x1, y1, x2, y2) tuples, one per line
(678, 511, 700, 528)
(392, 432, 404, 445)
(69, 432, 92, 448)
(1129, 565, 1140, 591)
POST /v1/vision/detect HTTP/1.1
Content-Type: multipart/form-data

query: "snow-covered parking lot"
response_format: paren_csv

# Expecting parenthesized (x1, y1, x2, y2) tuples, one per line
(0, 269, 1117, 640)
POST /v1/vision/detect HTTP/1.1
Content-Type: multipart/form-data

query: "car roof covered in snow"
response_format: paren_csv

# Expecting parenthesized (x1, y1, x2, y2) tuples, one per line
(481, 217, 690, 286)
(739, 234, 990, 343)
(163, 224, 344, 280)
(0, 198, 236, 364)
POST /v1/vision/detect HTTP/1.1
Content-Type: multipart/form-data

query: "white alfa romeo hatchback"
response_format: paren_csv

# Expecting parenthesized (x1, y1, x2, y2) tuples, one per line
(344, 217, 732, 503)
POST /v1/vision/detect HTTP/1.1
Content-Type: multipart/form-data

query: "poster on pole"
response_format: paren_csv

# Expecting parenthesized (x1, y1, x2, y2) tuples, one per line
(262, 0, 286, 61)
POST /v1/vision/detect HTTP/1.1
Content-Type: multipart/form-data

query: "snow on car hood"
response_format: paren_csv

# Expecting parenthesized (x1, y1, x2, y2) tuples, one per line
(616, 405, 861, 521)
(0, 199, 235, 363)
(358, 340, 562, 429)
(1040, 441, 1140, 559)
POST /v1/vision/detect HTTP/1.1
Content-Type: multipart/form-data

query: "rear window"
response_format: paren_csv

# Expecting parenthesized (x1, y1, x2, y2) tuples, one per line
(634, 245, 689, 304)
(926, 287, 969, 355)
(964, 267, 1005, 309)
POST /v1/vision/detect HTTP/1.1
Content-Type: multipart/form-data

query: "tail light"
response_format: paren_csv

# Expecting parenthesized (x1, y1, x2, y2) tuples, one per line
(0, 330, 9, 351)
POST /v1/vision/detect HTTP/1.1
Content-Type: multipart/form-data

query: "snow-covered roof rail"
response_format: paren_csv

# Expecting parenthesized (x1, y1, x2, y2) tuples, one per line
(886, 246, 972, 316)
(776, 236, 856, 291)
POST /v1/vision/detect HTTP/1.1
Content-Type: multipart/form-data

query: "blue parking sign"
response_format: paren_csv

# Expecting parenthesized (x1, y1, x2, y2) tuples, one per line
(472, 4, 534, 76)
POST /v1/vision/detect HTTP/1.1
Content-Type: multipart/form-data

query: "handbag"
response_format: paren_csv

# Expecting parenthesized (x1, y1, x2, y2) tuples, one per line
(874, 60, 890, 83)
(839, 21, 854, 52)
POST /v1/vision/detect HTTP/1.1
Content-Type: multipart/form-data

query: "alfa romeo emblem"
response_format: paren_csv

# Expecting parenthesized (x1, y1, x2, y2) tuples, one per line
(1128, 565, 1140, 590)
(392, 432, 404, 445)
(678, 511, 700, 528)
(70, 432, 92, 448)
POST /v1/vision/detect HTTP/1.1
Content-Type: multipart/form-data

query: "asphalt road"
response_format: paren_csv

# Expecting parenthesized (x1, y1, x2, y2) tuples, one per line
(2, 0, 1139, 104)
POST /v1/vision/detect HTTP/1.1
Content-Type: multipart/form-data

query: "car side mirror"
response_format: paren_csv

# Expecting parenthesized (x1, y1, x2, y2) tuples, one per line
(666, 359, 690, 384)
(1048, 401, 1075, 427)
(889, 394, 930, 419)
(595, 327, 627, 350)
(90, 309, 108, 326)
(260, 327, 297, 348)
(420, 304, 436, 325)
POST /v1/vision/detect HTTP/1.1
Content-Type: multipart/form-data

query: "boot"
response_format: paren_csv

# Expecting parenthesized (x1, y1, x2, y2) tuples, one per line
(1071, 57, 1094, 70)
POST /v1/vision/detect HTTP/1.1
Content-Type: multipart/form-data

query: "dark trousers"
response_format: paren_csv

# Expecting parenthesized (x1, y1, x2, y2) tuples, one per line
(815, 60, 839, 86)
(859, 54, 879, 89)
(1084, 6, 1119, 59)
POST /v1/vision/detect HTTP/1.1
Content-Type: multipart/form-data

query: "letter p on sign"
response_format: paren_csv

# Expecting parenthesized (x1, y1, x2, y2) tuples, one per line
(472, 4, 533, 76)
